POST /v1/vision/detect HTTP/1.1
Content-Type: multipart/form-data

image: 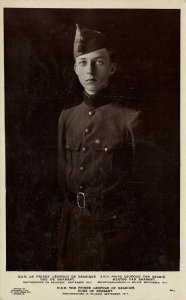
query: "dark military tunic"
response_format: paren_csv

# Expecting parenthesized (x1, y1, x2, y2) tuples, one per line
(57, 88, 147, 271)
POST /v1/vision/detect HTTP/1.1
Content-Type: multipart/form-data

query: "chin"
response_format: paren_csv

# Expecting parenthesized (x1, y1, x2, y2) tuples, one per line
(85, 90, 97, 95)
(87, 86, 106, 94)
(85, 87, 98, 94)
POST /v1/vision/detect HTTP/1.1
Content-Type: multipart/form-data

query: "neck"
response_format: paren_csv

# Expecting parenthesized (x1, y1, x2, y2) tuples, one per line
(83, 86, 115, 108)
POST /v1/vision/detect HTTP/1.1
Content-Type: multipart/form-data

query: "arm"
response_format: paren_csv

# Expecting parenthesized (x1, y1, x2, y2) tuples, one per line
(58, 110, 67, 197)
(128, 111, 168, 270)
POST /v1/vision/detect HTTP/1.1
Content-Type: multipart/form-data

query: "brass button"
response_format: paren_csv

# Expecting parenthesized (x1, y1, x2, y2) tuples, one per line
(88, 110, 94, 116)
(66, 145, 70, 150)
(104, 146, 109, 152)
(80, 166, 84, 172)
(82, 146, 87, 152)
(95, 139, 100, 144)
(85, 128, 89, 134)
(109, 215, 117, 219)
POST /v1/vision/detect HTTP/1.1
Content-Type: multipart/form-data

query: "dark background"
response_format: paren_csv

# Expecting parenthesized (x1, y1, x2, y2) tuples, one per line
(4, 9, 180, 270)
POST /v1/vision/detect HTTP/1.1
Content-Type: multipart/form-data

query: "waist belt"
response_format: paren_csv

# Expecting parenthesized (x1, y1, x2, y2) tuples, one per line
(66, 189, 128, 210)
(67, 191, 104, 209)
(77, 192, 89, 209)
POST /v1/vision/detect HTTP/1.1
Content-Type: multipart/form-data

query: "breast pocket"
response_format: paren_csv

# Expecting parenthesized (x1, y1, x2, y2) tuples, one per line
(65, 138, 81, 177)
(93, 137, 124, 176)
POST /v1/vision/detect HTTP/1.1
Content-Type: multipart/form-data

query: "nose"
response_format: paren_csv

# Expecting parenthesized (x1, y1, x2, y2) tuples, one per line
(86, 61, 96, 75)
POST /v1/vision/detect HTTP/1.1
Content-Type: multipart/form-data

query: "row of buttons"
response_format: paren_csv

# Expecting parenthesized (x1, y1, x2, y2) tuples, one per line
(79, 109, 100, 190)
(79, 112, 92, 175)
(85, 110, 95, 133)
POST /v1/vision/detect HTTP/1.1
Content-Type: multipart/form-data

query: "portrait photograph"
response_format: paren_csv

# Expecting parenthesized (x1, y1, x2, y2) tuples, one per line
(4, 8, 180, 272)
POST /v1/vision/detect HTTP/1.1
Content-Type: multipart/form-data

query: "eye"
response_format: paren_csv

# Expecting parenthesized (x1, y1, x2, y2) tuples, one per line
(96, 59, 105, 65)
(79, 60, 87, 66)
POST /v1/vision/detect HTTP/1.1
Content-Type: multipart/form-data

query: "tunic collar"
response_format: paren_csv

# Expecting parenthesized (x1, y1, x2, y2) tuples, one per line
(83, 86, 117, 108)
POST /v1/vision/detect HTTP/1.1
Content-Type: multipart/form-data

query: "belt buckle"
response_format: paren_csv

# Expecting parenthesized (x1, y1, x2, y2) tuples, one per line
(77, 192, 86, 208)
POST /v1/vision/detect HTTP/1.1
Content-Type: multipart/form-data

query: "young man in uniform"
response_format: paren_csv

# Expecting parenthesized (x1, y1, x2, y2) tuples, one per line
(57, 24, 160, 271)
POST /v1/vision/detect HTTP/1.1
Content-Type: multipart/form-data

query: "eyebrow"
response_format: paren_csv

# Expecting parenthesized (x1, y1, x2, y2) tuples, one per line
(77, 56, 106, 61)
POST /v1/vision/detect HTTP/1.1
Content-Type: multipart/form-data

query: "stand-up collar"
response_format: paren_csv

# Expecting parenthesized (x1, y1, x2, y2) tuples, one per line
(83, 86, 117, 108)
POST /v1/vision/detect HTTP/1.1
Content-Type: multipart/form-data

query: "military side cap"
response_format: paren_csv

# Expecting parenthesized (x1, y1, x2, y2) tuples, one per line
(74, 24, 109, 59)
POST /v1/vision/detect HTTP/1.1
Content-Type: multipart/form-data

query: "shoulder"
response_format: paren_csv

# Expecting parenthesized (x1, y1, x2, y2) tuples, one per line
(58, 102, 84, 125)
(111, 102, 143, 128)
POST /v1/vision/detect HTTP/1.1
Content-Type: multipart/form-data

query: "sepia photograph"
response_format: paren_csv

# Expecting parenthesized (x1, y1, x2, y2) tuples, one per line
(4, 8, 180, 272)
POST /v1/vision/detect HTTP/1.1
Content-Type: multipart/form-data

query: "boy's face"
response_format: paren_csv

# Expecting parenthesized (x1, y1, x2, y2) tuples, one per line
(74, 48, 117, 95)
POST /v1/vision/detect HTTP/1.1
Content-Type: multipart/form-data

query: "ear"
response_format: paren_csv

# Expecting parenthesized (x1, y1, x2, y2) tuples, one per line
(74, 63, 78, 75)
(110, 62, 117, 76)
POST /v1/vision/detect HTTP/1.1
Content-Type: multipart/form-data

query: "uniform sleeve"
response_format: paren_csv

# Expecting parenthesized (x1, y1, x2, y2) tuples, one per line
(58, 110, 67, 196)
(128, 110, 164, 198)
(128, 111, 168, 270)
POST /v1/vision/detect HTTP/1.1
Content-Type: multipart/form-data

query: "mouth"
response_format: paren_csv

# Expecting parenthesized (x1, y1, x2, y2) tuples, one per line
(86, 78, 97, 82)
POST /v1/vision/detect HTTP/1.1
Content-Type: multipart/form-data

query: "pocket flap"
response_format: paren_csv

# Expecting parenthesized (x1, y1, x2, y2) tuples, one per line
(65, 138, 81, 151)
(93, 138, 124, 151)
